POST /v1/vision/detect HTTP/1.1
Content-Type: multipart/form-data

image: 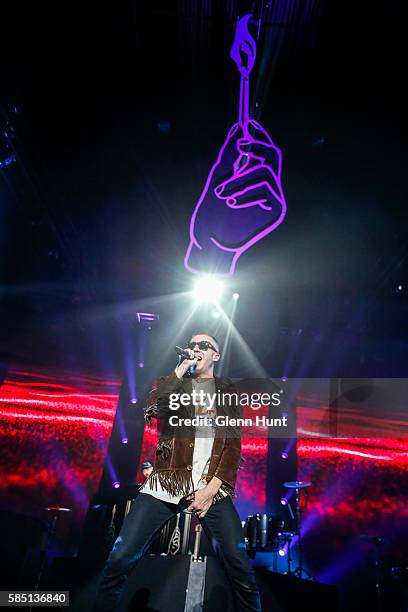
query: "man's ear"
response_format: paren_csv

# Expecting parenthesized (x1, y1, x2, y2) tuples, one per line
(213, 353, 220, 362)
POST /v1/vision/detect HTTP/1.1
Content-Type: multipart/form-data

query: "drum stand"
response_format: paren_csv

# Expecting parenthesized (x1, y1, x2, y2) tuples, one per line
(30, 506, 71, 612)
(291, 485, 316, 581)
(283, 481, 317, 581)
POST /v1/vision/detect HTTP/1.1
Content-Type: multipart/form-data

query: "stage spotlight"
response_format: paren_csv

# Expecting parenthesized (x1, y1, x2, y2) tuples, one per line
(232, 292, 240, 300)
(139, 362, 145, 368)
(278, 548, 286, 557)
(136, 312, 160, 324)
(212, 310, 220, 318)
(131, 397, 138, 404)
(122, 437, 128, 444)
(280, 497, 288, 506)
(113, 481, 121, 489)
(0, 154, 16, 169)
(397, 285, 403, 291)
(192, 276, 223, 304)
(281, 451, 288, 460)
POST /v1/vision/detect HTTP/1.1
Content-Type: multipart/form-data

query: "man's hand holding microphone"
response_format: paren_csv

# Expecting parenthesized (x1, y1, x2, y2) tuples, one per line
(174, 347, 197, 379)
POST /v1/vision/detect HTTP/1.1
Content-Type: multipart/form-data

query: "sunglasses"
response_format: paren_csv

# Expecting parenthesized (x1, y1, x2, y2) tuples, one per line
(187, 340, 218, 352)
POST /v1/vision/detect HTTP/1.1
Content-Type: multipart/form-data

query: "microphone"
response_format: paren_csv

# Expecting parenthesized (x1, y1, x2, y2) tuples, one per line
(175, 346, 196, 377)
(175, 346, 194, 360)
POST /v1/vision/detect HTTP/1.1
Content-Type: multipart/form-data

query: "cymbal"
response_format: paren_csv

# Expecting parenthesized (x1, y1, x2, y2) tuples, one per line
(44, 506, 72, 512)
(283, 481, 312, 489)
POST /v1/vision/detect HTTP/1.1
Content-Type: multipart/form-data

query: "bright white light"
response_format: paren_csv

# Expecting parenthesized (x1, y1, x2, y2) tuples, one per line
(212, 310, 221, 318)
(192, 276, 223, 304)
(278, 548, 286, 557)
(232, 292, 240, 300)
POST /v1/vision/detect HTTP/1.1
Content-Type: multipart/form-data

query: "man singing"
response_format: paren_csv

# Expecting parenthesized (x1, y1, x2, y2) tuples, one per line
(93, 333, 261, 611)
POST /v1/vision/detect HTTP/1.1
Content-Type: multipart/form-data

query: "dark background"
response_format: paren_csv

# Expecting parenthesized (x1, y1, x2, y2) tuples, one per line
(1, 0, 407, 377)
(1, 5, 407, 608)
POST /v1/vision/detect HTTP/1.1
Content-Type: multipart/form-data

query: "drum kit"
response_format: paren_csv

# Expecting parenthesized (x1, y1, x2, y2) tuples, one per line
(28, 506, 72, 610)
(243, 480, 315, 580)
(34, 506, 72, 588)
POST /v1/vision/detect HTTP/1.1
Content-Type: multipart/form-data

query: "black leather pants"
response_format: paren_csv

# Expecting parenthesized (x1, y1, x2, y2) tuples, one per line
(93, 492, 261, 611)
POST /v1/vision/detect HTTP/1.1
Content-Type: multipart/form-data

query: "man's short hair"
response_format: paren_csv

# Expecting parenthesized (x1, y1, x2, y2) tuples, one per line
(190, 332, 220, 352)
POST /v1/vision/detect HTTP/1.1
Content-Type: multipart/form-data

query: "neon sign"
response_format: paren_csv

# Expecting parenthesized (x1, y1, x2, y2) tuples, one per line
(184, 14, 287, 277)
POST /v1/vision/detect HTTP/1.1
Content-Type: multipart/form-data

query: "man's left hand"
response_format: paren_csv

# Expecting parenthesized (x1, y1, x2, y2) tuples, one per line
(187, 477, 222, 518)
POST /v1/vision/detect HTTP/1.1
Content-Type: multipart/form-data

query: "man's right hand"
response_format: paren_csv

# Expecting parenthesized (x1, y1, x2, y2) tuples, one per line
(174, 348, 198, 379)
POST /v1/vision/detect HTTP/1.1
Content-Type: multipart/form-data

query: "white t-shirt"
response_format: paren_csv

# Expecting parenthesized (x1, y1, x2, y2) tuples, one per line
(140, 377, 217, 504)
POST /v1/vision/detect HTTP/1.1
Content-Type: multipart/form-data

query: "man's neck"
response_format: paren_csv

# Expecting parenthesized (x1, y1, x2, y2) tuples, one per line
(194, 370, 214, 380)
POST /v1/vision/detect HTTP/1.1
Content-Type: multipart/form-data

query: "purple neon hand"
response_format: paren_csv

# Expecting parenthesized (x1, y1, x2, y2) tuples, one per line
(184, 119, 286, 276)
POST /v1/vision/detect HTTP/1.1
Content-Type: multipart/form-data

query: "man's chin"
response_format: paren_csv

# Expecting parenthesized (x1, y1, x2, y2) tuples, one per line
(194, 360, 206, 371)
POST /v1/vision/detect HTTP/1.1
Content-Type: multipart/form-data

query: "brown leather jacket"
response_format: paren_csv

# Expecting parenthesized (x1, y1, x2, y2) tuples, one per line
(144, 371, 242, 501)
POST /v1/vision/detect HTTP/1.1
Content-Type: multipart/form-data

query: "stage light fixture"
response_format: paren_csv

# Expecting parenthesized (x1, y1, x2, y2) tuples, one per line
(131, 397, 138, 404)
(397, 285, 402, 291)
(278, 548, 286, 557)
(139, 362, 145, 368)
(113, 481, 121, 489)
(212, 310, 221, 318)
(136, 312, 160, 324)
(232, 292, 240, 300)
(281, 451, 288, 460)
(122, 437, 129, 444)
(192, 275, 223, 304)
(280, 497, 288, 506)
(0, 154, 16, 169)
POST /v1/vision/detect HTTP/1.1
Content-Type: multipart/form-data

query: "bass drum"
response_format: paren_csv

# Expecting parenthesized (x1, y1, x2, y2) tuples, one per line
(243, 514, 286, 552)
